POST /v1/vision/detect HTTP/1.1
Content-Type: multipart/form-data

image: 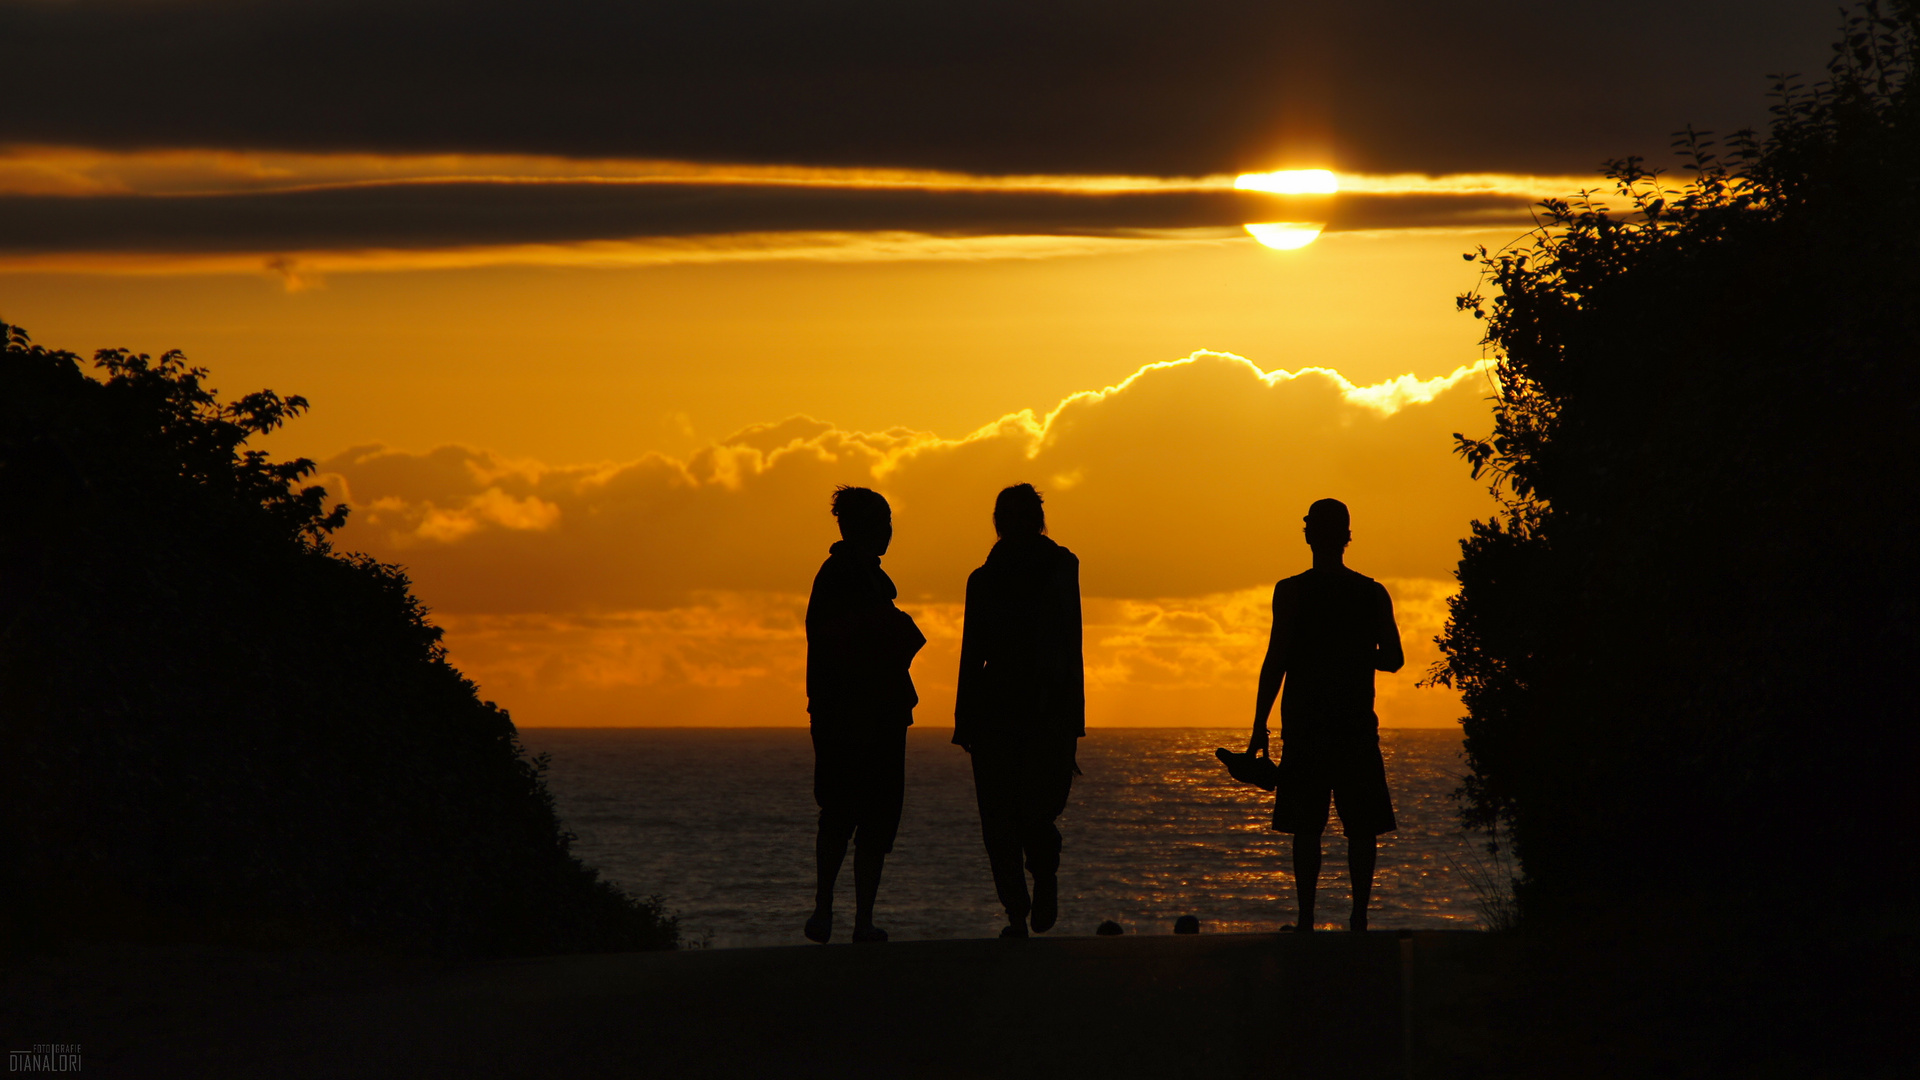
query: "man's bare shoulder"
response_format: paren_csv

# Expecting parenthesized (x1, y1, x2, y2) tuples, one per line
(1272, 573, 1307, 611)
(1327, 565, 1384, 591)
(1277, 567, 1377, 587)
(1343, 568, 1389, 600)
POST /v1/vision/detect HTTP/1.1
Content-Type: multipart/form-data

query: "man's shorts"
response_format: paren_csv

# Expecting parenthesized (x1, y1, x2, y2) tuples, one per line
(811, 720, 908, 853)
(1272, 735, 1397, 837)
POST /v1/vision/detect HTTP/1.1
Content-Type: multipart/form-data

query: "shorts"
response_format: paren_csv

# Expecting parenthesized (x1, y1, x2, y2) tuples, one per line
(811, 721, 908, 853)
(1271, 736, 1397, 837)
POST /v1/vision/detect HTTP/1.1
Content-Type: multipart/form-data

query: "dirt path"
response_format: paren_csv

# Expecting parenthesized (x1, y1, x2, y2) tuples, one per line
(8, 932, 1497, 1079)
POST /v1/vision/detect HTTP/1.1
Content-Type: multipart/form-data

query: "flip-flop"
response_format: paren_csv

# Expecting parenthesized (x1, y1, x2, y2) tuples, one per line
(804, 914, 832, 944)
(851, 925, 889, 943)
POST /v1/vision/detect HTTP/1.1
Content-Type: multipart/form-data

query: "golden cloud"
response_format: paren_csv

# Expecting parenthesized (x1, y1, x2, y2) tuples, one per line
(0, 145, 1589, 201)
(318, 351, 1493, 726)
(0, 146, 1574, 275)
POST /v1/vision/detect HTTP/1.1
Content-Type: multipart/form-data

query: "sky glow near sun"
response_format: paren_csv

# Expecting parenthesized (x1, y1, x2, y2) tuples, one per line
(0, 145, 1592, 276)
(1233, 170, 1339, 195)
(1235, 172, 1334, 249)
(0, 148, 1577, 201)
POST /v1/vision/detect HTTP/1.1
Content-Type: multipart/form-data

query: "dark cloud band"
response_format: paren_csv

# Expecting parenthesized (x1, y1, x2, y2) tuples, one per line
(0, 181, 1533, 255)
(3, 0, 1830, 177)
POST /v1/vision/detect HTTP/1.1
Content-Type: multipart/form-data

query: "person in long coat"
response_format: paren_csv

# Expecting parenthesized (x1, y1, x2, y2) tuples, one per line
(954, 483, 1084, 938)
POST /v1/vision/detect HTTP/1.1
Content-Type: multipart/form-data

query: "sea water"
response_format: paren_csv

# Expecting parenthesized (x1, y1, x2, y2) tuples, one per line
(521, 727, 1493, 948)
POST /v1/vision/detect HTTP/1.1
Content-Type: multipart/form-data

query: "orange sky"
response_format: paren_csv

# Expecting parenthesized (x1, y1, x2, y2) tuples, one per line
(0, 5, 1833, 731)
(0, 0, 1845, 735)
(5, 185, 1513, 727)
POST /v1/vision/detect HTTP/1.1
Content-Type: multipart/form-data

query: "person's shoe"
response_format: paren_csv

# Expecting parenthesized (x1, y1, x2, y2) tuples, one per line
(1030, 874, 1058, 934)
(999, 921, 1029, 939)
(851, 924, 888, 944)
(804, 913, 832, 944)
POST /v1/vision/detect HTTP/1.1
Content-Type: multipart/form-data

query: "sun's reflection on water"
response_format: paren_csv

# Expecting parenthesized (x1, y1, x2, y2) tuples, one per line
(528, 726, 1484, 946)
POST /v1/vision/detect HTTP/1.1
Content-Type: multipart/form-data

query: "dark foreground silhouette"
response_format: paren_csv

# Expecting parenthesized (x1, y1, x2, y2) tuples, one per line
(0, 326, 673, 955)
(1249, 499, 1403, 933)
(12, 919, 1902, 1080)
(1432, 0, 1920, 924)
(804, 486, 924, 944)
(955, 484, 1085, 938)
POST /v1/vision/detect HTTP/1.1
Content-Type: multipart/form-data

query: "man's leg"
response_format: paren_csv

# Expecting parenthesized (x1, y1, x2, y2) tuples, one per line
(1022, 816, 1063, 934)
(810, 812, 851, 941)
(1019, 741, 1074, 934)
(972, 749, 1031, 932)
(1292, 828, 1324, 931)
(850, 723, 906, 941)
(852, 844, 885, 931)
(808, 726, 855, 943)
(1347, 831, 1378, 932)
(1332, 737, 1394, 933)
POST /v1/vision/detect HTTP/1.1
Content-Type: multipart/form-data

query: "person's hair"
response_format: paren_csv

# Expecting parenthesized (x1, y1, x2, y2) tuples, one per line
(830, 485, 889, 530)
(993, 483, 1046, 537)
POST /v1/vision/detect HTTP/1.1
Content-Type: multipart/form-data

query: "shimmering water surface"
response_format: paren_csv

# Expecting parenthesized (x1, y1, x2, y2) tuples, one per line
(522, 727, 1486, 948)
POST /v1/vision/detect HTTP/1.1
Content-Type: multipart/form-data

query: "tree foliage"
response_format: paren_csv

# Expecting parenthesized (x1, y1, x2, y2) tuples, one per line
(1431, 1, 1919, 913)
(0, 325, 675, 953)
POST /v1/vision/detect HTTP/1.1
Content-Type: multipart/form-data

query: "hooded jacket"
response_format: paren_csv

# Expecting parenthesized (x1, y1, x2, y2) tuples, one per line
(954, 533, 1084, 747)
(806, 540, 924, 728)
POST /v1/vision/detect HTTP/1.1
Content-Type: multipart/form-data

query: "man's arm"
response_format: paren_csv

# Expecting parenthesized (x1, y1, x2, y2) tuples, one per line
(1059, 553, 1085, 739)
(1374, 585, 1405, 673)
(1250, 581, 1294, 753)
(953, 570, 985, 749)
(888, 605, 927, 667)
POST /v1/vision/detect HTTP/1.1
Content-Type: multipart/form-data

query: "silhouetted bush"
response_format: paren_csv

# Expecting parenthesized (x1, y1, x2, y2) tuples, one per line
(0, 328, 676, 954)
(1431, 1, 1919, 917)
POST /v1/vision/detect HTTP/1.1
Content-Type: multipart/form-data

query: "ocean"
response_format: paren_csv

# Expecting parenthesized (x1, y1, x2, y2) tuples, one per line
(520, 727, 1495, 948)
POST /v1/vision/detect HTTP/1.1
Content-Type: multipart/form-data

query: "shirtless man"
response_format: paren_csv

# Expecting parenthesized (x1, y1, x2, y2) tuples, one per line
(1248, 498, 1403, 932)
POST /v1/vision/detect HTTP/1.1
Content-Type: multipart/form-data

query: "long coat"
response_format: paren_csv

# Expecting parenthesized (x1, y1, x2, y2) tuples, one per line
(953, 533, 1084, 748)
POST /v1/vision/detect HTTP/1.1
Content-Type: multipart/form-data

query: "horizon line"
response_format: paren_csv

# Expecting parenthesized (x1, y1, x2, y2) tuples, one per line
(515, 724, 1462, 731)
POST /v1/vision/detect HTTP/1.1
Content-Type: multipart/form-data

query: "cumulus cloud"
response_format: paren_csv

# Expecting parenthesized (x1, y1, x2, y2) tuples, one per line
(315, 351, 1493, 725)
(318, 352, 1495, 611)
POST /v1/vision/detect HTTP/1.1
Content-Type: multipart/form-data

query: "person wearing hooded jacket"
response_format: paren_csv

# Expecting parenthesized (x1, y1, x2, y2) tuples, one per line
(804, 486, 924, 944)
(955, 483, 1085, 938)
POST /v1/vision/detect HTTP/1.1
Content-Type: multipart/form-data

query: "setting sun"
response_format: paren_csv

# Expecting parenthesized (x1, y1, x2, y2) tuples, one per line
(1235, 171, 1336, 249)
(1242, 221, 1327, 250)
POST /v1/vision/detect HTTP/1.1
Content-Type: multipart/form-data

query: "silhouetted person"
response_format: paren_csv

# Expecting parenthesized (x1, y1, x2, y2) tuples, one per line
(1248, 498, 1403, 932)
(805, 486, 925, 944)
(955, 484, 1084, 938)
